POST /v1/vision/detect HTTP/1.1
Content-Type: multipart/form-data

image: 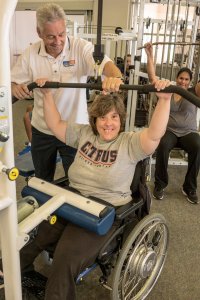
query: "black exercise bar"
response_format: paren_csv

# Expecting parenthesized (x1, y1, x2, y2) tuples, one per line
(27, 81, 200, 108)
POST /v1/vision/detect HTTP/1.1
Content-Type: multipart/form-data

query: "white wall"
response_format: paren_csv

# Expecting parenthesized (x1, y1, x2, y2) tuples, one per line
(93, 0, 129, 30)
(10, 11, 38, 67)
(16, 0, 94, 10)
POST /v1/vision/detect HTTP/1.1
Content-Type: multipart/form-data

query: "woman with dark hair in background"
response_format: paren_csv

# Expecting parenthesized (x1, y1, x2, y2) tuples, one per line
(145, 42, 200, 204)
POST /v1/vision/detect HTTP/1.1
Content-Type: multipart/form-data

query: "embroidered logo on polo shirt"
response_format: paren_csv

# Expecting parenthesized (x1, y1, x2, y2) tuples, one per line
(63, 60, 75, 67)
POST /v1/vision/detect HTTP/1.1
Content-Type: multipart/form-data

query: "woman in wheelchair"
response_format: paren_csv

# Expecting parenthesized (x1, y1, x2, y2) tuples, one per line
(18, 79, 171, 300)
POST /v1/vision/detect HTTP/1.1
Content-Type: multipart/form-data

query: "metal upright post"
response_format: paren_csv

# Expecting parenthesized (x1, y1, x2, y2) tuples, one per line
(165, 1, 176, 79)
(160, 0, 170, 79)
(180, 1, 190, 67)
(0, 0, 23, 299)
(187, 5, 200, 71)
(154, 23, 162, 70)
(150, 22, 154, 43)
(194, 44, 200, 84)
(93, 0, 104, 75)
(128, 0, 145, 132)
(125, 0, 139, 131)
(170, 0, 181, 80)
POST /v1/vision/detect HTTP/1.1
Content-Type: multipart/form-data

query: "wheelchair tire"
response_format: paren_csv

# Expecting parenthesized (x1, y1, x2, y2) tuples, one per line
(111, 213, 169, 300)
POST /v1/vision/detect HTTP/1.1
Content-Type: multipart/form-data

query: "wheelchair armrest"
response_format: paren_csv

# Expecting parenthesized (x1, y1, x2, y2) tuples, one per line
(115, 198, 144, 221)
(52, 176, 69, 188)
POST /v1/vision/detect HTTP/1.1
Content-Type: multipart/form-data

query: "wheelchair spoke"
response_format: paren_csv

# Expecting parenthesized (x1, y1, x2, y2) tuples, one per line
(124, 279, 144, 300)
(111, 214, 169, 300)
(124, 272, 142, 296)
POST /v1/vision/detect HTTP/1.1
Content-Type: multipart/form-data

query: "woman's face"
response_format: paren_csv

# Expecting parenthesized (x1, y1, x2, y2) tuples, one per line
(96, 108, 121, 141)
(176, 71, 191, 89)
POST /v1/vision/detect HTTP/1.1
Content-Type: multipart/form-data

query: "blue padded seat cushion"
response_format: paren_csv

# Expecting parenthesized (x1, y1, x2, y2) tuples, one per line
(21, 186, 115, 235)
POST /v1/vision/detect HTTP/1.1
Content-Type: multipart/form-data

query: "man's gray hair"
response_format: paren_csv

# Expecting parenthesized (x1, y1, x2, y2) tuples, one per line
(36, 3, 66, 31)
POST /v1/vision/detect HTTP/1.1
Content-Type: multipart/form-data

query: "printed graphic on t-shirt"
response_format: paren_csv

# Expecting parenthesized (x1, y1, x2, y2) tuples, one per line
(79, 141, 118, 167)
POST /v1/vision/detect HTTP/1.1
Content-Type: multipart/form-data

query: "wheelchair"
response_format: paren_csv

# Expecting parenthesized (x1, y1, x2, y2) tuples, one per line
(17, 158, 169, 300)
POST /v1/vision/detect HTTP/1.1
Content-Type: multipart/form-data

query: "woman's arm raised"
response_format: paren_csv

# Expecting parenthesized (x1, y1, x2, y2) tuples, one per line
(36, 78, 67, 143)
(140, 79, 172, 155)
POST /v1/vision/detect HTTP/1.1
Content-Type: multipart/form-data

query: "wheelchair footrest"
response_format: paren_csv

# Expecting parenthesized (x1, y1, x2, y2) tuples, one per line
(22, 271, 47, 299)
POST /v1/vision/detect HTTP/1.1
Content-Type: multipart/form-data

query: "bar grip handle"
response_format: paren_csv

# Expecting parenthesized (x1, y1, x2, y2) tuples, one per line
(26, 81, 200, 108)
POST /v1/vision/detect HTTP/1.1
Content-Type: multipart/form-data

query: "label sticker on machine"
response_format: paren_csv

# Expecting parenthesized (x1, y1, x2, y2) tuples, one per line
(0, 86, 9, 147)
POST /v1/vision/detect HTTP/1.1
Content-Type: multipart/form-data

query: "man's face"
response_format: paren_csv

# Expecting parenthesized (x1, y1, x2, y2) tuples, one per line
(37, 19, 66, 58)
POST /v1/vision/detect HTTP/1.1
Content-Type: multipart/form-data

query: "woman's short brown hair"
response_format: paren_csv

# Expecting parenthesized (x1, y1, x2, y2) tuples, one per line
(88, 93, 126, 135)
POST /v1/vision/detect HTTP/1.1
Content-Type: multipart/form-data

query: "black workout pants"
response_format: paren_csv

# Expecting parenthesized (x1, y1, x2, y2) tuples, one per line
(31, 126, 76, 181)
(20, 219, 117, 300)
(154, 130, 200, 191)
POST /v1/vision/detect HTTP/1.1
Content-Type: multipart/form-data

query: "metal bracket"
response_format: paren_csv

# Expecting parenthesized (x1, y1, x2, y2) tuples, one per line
(17, 233, 30, 251)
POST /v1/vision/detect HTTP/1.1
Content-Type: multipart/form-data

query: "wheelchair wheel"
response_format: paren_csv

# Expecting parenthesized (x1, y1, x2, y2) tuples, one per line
(111, 213, 169, 300)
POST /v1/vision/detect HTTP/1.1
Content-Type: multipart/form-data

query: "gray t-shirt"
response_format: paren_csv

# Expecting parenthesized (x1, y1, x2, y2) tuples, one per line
(167, 87, 198, 137)
(66, 124, 147, 206)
